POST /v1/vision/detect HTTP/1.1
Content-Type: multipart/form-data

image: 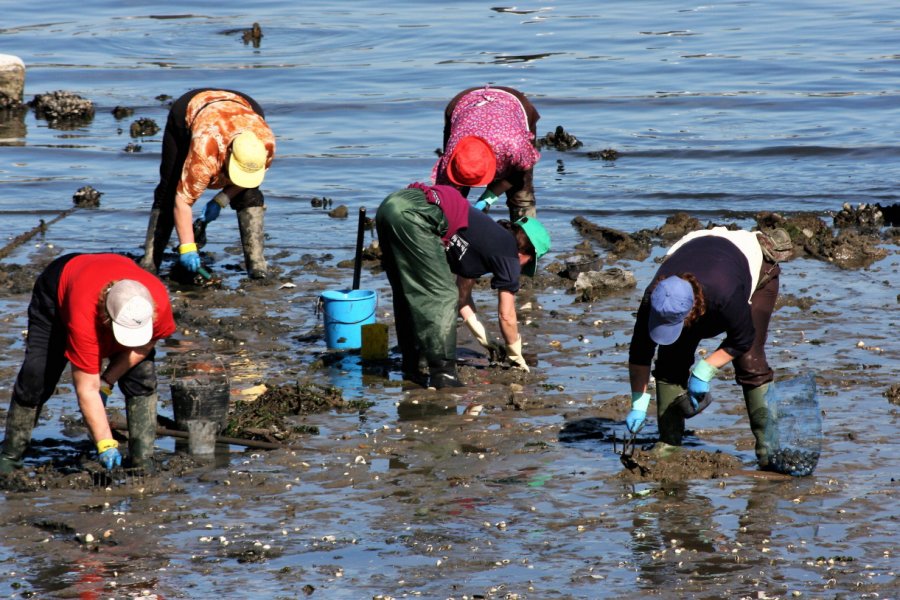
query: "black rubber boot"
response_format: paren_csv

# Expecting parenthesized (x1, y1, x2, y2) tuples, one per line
(237, 206, 268, 279)
(126, 393, 157, 469)
(0, 400, 38, 473)
(401, 352, 428, 387)
(428, 359, 464, 390)
(509, 205, 537, 222)
(656, 381, 686, 446)
(139, 208, 163, 273)
(743, 384, 772, 469)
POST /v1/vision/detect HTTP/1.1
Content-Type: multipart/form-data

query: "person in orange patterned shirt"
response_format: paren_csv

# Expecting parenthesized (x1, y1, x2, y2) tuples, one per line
(139, 89, 276, 279)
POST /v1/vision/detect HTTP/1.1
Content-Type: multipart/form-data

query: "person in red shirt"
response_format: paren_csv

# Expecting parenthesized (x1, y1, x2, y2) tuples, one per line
(0, 253, 176, 472)
(139, 89, 276, 279)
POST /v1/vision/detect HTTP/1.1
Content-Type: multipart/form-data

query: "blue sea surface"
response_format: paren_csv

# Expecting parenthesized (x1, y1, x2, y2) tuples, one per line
(2, 1, 898, 255)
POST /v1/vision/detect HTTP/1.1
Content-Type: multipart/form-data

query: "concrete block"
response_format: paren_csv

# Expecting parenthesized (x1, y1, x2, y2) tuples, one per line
(0, 54, 25, 103)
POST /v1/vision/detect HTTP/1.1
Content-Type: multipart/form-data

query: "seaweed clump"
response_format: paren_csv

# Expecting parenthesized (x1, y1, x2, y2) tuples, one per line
(223, 381, 371, 442)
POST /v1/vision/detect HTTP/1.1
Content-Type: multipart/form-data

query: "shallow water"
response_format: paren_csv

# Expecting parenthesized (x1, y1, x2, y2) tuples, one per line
(0, 2, 898, 599)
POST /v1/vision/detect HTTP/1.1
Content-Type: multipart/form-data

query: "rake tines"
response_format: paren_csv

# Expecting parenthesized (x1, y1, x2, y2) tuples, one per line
(90, 467, 148, 489)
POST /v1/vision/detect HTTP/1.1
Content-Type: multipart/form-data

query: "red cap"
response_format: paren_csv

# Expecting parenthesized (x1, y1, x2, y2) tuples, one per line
(446, 136, 496, 187)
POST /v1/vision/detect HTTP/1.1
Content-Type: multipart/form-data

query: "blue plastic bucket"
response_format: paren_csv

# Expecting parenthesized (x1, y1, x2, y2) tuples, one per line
(320, 289, 377, 350)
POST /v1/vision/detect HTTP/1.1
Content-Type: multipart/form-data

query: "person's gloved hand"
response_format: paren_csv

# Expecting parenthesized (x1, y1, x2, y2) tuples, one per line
(464, 314, 492, 349)
(96, 439, 122, 470)
(473, 190, 499, 212)
(178, 243, 201, 273)
(626, 391, 651, 433)
(688, 359, 718, 404)
(505, 336, 529, 372)
(203, 191, 229, 223)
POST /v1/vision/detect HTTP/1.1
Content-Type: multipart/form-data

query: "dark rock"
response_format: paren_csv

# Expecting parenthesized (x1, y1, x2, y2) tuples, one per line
(72, 185, 102, 208)
(111, 106, 134, 119)
(242, 22, 263, 47)
(587, 148, 619, 161)
(886, 384, 900, 406)
(654, 212, 702, 242)
(833, 202, 883, 230)
(130, 117, 159, 138)
(537, 125, 582, 151)
(29, 91, 94, 128)
(572, 216, 651, 261)
(328, 205, 349, 219)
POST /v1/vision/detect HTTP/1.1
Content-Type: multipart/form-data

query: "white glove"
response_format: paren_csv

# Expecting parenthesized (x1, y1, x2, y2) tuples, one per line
(464, 314, 491, 349)
(505, 337, 530, 372)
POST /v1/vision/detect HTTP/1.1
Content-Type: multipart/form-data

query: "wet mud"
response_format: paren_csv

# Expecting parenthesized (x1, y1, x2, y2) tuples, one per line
(0, 203, 896, 598)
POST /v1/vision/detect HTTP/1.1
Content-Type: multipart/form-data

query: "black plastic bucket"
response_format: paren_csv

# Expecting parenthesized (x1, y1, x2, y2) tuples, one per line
(170, 353, 230, 431)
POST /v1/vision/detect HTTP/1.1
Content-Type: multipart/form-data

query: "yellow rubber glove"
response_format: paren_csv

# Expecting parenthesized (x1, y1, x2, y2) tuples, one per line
(464, 314, 491, 349)
(505, 336, 530, 372)
(96, 439, 121, 470)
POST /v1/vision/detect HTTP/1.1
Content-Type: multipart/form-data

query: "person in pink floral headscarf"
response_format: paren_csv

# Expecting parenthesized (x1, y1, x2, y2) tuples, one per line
(432, 85, 541, 221)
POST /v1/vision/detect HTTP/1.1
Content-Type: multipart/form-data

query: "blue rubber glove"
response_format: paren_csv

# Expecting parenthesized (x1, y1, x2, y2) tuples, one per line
(203, 199, 222, 223)
(178, 243, 201, 273)
(473, 190, 498, 212)
(626, 391, 651, 433)
(96, 440, 122, 470)
(688, 359, 718, 404)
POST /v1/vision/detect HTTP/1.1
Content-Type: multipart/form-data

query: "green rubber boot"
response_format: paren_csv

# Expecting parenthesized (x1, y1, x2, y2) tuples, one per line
(0, 401, 38, 473)
(743, 384, 772, 469)
(656, 381, 687, 446)
(126, 393, 158, 469)
(237, 206, 268, 279)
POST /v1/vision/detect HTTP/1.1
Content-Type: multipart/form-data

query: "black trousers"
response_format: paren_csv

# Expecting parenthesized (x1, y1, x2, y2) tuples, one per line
(11, 253, 158, 412)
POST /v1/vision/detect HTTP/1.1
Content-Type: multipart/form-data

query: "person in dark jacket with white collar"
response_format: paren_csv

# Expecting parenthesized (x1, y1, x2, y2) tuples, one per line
(625, 227, 792, 468)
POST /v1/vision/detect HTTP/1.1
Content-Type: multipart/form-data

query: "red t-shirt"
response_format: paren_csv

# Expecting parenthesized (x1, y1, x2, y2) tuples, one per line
(57, 254, 177, 373)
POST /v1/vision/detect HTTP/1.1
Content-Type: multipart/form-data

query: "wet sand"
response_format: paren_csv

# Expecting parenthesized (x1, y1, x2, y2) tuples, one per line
(0, 208, 897, 599)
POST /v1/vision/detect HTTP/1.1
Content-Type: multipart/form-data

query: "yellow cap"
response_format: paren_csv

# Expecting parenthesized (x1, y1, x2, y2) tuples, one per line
(228, 131, 268, 189)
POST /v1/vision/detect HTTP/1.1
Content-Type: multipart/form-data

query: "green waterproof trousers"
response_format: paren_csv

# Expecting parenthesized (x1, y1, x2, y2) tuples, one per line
(375, 189, 458, 371)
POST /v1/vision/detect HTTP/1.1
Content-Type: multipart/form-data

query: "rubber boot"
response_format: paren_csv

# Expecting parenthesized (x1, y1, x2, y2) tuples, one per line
(509, 205, 537, 222)
(0, 401, 38, 473)
(237, 206, 268, 279)
(428, 359, 464, 390)
(743, 384, 772, 469)
(656, 381, 687, 446)
(401, 352, 428, 387)
(139, 209, 162, 273)
(125, 393, 157, 469)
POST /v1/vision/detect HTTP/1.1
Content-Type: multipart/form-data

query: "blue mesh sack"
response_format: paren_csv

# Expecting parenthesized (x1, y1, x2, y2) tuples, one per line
(764, 373, 822, 476)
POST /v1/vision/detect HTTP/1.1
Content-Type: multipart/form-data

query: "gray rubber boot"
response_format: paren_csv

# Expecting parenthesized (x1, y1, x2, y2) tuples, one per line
(743, 384, 772, 469)
(656, 381, 687, 446)
(0, 401, 38, 473)
(125, 393, 157, 469)
(139, 209, 161, 273)
(237, 206, 268, 279)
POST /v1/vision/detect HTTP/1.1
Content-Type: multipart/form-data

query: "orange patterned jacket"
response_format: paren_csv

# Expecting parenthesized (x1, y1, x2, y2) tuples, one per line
(177, 90, 276, 206)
